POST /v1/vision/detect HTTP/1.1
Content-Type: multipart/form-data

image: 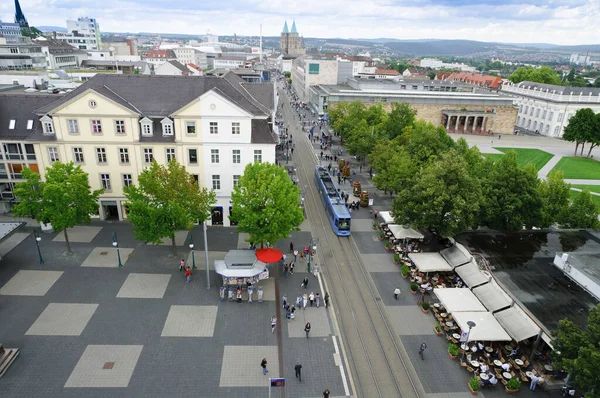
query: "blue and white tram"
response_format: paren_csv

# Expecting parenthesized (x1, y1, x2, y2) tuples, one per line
(314, 166, 351, 236)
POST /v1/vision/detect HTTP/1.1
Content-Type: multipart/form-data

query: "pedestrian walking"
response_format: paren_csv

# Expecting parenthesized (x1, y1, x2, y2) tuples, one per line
(323, 388, 330, 398)
(282, 294, 288, 308)
(324, 292, 330, 308)
(419, 342, 427, 360)
(302, 294, 308, 310)
(530, 375, 539, 391)
(304, 322, 311, 339)
(394, 287, 401, 300)
(271, 316, 277, 333)
(302, 276, 308, 290)
(282, 253, 287, 264)
(290, 241, 294, 253)
(179, 259, 185, 271)
(290, 261, 295, 275)
(185, 266, 191, 283)
(315, 292, 321, 307)
(261, 357, 268, 375)
(295, 361, 303, 381)
(309, 292, 315, 307)
(313, 263, 320, 277)
(284, 264, 289, 277)
(294, 250, 299, 262)
(296, 295, 302, 308)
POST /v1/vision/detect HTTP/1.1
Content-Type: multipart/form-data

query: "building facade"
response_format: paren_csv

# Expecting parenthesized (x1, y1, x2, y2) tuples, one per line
(291, 56, 339, 103)
(34, 38, 88, 69)
(3, 72, 276, 224)
(173, 47, 207, 69)
(0, 42, 46, 70)
(0, 20, 23, 43)
(66, 17, 101, 49)
(143, 49, 177, 67)
(280, 21, 305, 57)
(501, 81, 600, 137)
(154, 60, 190, 76)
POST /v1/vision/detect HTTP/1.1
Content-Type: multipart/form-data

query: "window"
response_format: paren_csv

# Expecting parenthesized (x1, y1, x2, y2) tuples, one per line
(119, 148, 129, 164)
(542, 110, 547, 119)
(91, 120, 102, 133)
(533, 121, 538, 130)
(100, 174, 111, 190)
(232, 122, 240, 135)
(27, 120, 33, 130)
(162, 120, 173, 136)
(209, 122, 218, 134)
(212, 175, 221, 190)
(517, 117, 520, 126)
(73, 147, 84, 163)
(48, 147, 59, 162)
(166, 148, 176, 162)
(554, 126, 560, 135)
(186, 121, 196, 134)
(535, 109, 540, 117)
(548, 111, 554, 121)
(545, 125, 550, 134)
(96, 147, 107, 163)
(524, 106, 529, 114)
(143, 148, 153, 163)
(232, 149, 241, 164)
(192, 174, 199, 183)
(557, 113, 564, 122)
(211, 149, 219, 164)
(140, 119, 153, 136)
(529, 107, 534, 116)
(115, 120, 126, 134)
(254, 150, 262, 163)
(43, 120, 54, 134)
(188, 149, 198, 163)
(9, 119, 15, 129)
(122, 174, 133, 187)
(233, 175, 240, 187)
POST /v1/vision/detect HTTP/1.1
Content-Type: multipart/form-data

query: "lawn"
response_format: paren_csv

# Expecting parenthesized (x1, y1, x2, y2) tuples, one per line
(552, 157, 600, 180)
(482, 148, 554, 171)
(571, 184, 600, 194)
(569, 189, 600, 212)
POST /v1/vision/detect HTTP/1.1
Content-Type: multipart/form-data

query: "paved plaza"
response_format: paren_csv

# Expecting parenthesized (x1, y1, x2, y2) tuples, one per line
(0, 221, 346, 397)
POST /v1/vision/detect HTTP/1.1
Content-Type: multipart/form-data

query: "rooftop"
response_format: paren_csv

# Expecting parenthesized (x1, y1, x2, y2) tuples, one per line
(457, 230, 600, 334)
(514, 81, 600, 96)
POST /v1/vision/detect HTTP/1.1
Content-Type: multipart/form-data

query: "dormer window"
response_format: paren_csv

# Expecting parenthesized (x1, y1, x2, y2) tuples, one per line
(9, 119, 15, 129)
(27, 120, 33, 130)
(160, 117, 174, 136)
(139, 117, 153, 137)
(41, 115, 54, 135)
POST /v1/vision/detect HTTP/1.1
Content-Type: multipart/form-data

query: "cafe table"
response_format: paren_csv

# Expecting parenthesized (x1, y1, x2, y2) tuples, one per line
(504, 345, 513, 351)
(526, 371, 535, 378)
(485, 346, 494, 353)
(452, 333, 461, 340)
(446, 321, 454, 327)
(433, 303, 441, 308)
(503, 372, 512, 380)
(480, 373, 489, 381)
(544, 364, 553, 372)
(515, 359, 524, 366)
(440, 313, 448, 318)
(461, 344, 469, 351)
(470, 360, 480, 368)
(494, 360, 503, 367)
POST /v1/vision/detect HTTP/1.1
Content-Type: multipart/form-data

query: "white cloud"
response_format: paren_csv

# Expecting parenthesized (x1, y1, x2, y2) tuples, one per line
(0, 0, 598, 44)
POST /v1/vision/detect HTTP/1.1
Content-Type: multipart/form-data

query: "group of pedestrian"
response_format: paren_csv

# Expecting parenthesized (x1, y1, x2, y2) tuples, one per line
(179, 259, 192, 283)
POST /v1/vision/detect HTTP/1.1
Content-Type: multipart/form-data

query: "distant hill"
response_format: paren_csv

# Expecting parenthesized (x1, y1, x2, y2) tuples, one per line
(37, 26, 67, 32)
(384, 39, 495, 56)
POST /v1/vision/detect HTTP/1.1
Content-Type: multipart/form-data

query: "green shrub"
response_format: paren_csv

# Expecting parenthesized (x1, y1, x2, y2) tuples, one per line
(448, 343, 459, 356)
(506, 378, 521, 390)
(422, 301, 430, 310)
(401, 265, 409, 276)
(410, 283, 418, 292)
(469, 377, 480, 391)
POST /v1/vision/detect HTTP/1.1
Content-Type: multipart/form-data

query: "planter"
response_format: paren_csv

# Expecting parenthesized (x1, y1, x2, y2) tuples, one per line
(401, 273, 408, 279)
(505, 388, 519, 394)
(448, 352, 457, 360)
(411, 289, 417, 295)
(469, 384, 478, 395)
(421, 307, 429, 314)
(433, 326, 443, 336)
(385, 246, 391, 252)
(378, 235, 384, 241)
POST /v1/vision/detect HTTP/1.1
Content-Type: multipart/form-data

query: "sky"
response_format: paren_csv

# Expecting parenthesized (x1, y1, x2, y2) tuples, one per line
(2, 0, 600, 45)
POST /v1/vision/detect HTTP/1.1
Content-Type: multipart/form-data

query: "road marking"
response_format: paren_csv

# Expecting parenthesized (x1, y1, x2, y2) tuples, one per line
(332, 335, 351, 396)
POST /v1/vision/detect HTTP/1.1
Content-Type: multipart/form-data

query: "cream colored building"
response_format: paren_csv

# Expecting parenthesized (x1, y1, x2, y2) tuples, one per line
(291, 56, 339, 103)
(17, 72, 276, 224)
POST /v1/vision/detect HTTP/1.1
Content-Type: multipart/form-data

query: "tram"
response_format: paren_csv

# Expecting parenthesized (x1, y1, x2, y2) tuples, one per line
(314, 165, 351, 236)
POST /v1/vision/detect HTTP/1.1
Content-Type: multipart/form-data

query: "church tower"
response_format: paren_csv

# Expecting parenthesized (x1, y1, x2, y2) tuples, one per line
(280, 21, 289, 55)
(14, 0, 29, 28)
(280, 20, 305, 56)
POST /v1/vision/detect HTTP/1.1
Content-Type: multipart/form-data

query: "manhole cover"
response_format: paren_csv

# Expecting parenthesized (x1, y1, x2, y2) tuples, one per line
(103, 362, 115, 369)
(99, 251, 108, 256)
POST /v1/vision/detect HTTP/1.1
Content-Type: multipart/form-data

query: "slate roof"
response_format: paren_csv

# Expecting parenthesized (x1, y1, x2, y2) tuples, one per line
(251, 119, 276, 144)
(242, 82, 274, 110)
(0, 94, 61, 140)
(516, 81, 600, 96)
(36, 72, 272, 117)
(162, 60, 190, 74)
(33, 38, 87, 55)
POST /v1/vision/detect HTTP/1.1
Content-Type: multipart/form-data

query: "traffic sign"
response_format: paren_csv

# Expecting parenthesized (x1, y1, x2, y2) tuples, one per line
(270, 378, 285, 387)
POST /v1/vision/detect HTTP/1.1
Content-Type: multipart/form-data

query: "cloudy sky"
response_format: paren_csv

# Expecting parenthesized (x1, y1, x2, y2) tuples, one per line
(2, 0, 599, 45)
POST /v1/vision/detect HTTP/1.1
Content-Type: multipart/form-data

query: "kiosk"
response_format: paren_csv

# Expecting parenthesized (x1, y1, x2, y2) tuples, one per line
(214, 250, 270, 302)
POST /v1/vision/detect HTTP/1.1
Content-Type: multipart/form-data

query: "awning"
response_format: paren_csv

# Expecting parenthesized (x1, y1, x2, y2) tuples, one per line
(434, 288, 488, 312)
(388, 224, 424, 240)
(378, 211, 394, 225)
(409, 252, 453, 272)
(440, 243, 472, 268)
(472, 281, 513, 312)
(452, 311, 512, 342)
(494, 306, 540, 342)
(455, 259, 490, 288)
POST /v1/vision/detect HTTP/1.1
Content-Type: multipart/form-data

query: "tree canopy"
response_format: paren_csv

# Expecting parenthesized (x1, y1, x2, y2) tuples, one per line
(538, 171, 571, 228)
(561, 190, 600, 229)
(552, 304, 600, 396)
(13, 162, 103, 253)
(231, 162, 303, 246)
(508, 66, 563, 85)
(124, 160, 216, 255)
(563, 108, 600, 157)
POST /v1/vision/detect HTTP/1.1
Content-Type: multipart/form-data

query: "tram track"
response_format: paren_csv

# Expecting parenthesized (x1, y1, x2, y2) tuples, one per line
(279, 88, 424, 398)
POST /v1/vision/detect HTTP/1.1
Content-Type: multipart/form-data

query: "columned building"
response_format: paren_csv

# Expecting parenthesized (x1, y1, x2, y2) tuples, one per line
(1, 72, 276, 225)
(501, 81, 600, 137)
(442, 110, 494, 135)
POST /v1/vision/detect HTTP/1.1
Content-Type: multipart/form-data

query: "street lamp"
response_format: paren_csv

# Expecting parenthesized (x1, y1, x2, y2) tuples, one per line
(307, 237, 319, 274)
(461, 320, 477, 361)
(112, 232, 123, 268)
(33, 230, 44, 264)
(189, 235, 196, 270)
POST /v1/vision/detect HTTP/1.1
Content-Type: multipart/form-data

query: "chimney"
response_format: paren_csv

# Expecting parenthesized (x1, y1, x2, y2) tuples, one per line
(233, 33, 237, 44)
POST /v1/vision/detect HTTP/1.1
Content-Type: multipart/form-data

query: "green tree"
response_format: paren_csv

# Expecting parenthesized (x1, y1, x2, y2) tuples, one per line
(392, 150, 482, 237)
(21, 26, 43, 39)
(567, 67, 576, 82)
(370, 139, 416, 194)
(345, 119, 377, 160)
(231, 162, 303, 247)
(539, 171, 571, 227)
(405, 120, 456, 166)
(455, 138, 488, 179)
(13, 162, 103, 254)
(594, 78, 600, 88)
(124, 160, 216, 255)
(508, 66, 562, 85)
(481, 152, 543, 231)
(283, 72, 291, 78)
(563, 108, 599, 156)
(380, 102, 416, 139)
(561, 190, 600, 229)
(552, 305, 600, 396)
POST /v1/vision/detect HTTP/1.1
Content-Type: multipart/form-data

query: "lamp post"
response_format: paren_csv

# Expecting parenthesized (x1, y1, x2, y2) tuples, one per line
(189, 235, 196, 270)
(307, 236, 319, 274)
(112, 232, 122, 268)
(203, 222, 210, 289)
(461, 320, 477, 361)
(33, 230, 44, 264)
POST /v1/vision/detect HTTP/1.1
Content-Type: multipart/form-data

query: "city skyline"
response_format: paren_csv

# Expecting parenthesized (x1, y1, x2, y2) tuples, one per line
(1, 0, 599, 45)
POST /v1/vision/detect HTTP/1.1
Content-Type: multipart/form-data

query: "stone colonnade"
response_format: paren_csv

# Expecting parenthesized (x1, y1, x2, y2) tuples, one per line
(444, 114, 491, 134)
